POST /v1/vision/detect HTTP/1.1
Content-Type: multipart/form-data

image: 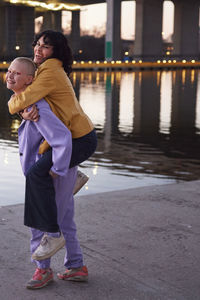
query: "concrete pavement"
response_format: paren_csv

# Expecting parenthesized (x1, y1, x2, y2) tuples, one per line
(0, 180, 200, 300)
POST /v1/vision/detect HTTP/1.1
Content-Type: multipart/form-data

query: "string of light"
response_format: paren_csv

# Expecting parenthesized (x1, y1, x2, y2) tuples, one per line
(5, 0, 81, 11)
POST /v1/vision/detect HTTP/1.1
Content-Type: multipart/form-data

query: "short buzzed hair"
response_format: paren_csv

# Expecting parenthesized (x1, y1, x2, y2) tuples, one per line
(13, 57, 36, 76)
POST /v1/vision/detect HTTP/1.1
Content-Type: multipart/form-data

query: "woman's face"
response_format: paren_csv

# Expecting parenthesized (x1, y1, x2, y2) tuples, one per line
(34, 35, 53, 66)
(6, 60, 33, 94)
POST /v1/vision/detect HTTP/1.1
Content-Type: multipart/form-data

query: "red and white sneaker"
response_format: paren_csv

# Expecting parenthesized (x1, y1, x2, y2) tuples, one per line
(57, 265, 88, 282)
(26, 268, 53, 289)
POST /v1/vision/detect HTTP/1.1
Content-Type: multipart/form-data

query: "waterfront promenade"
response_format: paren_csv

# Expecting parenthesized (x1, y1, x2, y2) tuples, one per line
(0, 180, 200, 300)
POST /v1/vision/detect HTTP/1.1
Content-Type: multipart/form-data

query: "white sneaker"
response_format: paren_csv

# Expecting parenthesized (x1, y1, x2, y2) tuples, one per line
(73, 170, 89, 195)
(32, 233, 65, 261)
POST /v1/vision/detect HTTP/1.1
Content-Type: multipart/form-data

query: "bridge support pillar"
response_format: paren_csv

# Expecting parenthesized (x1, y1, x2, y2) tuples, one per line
(173, 0, 199, 60)
(42, 11, 62, 32)
(105, 0, 122, 61)
(0, 5, 16, 59)
(70, 10, 80, 57)
(0, 5, 34, 59)
(134, 0, 163, 61)
(16, 6, 35, 57)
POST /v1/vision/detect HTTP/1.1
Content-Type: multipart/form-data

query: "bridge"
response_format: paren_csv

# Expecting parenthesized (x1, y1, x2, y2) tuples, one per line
(0, 0, 199, 61)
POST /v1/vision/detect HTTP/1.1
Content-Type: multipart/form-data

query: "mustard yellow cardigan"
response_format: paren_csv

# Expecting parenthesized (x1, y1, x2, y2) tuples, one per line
(8, 58, 94, 154)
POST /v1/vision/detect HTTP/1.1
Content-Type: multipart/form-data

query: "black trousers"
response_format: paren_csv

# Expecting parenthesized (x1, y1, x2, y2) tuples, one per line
(24, 129, 97, 232)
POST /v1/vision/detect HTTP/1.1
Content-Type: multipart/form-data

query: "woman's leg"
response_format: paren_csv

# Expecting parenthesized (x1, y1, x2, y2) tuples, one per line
(30, 228, 51, 269)
(54, 167, 84, 269)
(24, 150, 59, 233)
(26, 228, 53, 290)
(70, 129, 97, 168)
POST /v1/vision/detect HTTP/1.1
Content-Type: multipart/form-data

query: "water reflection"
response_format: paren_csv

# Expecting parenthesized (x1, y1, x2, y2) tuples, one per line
(160, 71, 172, 134)
(171, 69, 197, 136)
(1, 69, 200, 206)
(71, 69, 200, 182)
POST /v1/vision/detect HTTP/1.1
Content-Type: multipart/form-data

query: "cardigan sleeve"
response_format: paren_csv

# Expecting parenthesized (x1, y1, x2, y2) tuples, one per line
(8, 65, 55, 114)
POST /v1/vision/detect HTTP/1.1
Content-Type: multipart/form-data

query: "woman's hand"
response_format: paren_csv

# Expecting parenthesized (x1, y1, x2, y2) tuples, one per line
(20, 104, 39, 122)
(49, 170, 58, 178)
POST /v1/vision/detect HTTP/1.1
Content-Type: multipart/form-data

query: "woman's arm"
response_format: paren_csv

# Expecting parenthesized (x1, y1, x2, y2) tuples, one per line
(20, 105, 40, 122)
(8, 65, 54, 114)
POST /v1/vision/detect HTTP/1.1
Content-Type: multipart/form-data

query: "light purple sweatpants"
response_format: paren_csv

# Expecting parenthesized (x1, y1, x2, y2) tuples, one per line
(30, 166, 84, 269)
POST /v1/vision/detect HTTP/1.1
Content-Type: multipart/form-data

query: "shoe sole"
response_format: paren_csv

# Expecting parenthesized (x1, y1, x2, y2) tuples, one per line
(26, 277, 53, 289)
(31, 239, 65, 261)
(57, 275, 88, 282)
(73, 176, 89, 195)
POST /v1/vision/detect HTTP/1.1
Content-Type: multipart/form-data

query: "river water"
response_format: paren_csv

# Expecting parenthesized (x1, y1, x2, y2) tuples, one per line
(1, 69, 200, 206)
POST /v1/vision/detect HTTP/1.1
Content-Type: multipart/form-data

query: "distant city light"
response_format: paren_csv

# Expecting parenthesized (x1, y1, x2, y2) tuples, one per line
(12, 58, 197, 70)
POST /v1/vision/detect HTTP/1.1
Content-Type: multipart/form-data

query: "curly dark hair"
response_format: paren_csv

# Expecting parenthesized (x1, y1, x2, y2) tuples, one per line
(32, 30, 73, 76)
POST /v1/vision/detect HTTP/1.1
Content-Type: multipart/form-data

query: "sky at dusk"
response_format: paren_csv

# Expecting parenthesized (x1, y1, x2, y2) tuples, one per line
(62, 1, 174, 40)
